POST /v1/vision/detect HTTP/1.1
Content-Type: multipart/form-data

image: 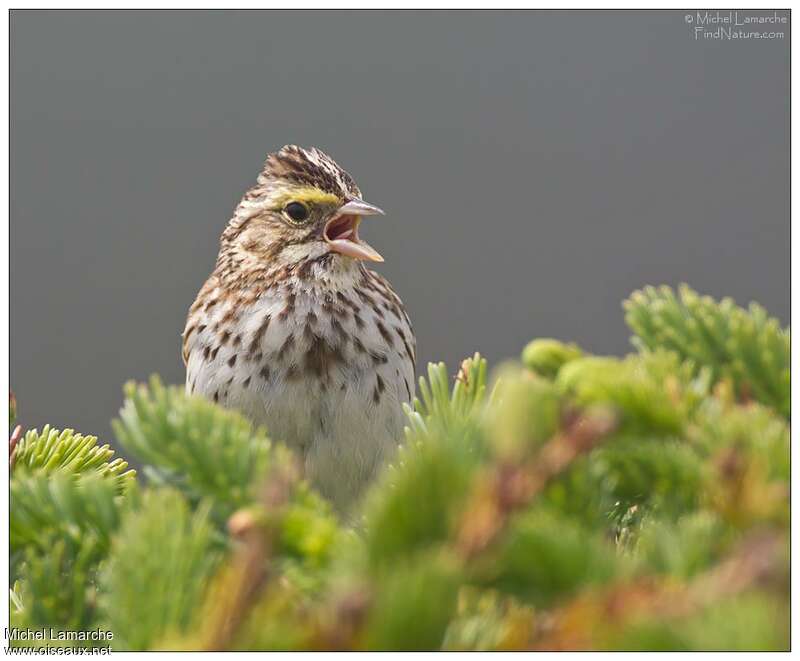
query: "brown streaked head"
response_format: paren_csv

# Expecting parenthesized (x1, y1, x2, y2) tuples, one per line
(222, 145, 385, 269)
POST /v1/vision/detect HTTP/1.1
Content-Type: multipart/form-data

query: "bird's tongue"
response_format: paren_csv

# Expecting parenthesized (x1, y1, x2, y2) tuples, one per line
(325, 214, 384, 262)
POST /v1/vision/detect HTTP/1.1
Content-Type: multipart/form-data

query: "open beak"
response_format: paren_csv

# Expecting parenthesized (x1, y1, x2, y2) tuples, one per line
(323, 198, 385, 262)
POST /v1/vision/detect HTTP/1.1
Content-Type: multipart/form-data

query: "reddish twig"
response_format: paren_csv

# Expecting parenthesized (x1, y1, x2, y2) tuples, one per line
(457, 408, 617, 560)
(533, 531, 787, 650)
(200, 458, 300, 651)
(9, 424, 23, 468)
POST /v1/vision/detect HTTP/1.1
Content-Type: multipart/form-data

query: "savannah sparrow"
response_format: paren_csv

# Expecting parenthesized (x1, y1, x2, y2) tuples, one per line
(182, 146, 416, 512)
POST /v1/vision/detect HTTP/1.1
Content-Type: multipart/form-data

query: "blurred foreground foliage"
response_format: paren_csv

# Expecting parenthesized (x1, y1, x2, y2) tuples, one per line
(10, 285, 789, 650)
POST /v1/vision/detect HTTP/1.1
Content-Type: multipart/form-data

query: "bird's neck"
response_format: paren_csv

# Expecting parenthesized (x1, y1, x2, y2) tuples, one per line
(214, 241, 367, 299)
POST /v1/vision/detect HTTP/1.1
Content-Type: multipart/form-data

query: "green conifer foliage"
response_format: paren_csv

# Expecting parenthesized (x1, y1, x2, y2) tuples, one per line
(624, 284, 790, 418)
(112, 376, 277, 525)
(98, 489, 219, 650)
(10, 430, 135, 643)
(9, 285, 789, 650)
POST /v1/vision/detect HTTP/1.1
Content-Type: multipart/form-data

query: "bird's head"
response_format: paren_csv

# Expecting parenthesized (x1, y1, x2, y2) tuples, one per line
(223, 146, 384, 274)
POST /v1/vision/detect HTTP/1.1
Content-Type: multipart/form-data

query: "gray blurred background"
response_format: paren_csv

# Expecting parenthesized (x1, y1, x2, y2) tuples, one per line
(11, 10, 790, 444)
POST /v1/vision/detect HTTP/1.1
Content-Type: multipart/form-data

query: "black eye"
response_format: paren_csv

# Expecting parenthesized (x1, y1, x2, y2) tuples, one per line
(284, 202, 309, 223)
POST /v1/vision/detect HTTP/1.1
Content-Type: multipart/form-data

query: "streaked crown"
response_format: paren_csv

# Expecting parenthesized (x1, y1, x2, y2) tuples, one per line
(256, 145, 362, 199)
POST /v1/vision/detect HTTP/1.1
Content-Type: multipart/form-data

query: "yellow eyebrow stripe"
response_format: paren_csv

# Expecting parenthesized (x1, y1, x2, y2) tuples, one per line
(275, 187, 341, 208)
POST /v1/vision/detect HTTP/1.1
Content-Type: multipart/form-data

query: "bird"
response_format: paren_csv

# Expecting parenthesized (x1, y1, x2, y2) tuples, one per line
(182, 145, 416, 513)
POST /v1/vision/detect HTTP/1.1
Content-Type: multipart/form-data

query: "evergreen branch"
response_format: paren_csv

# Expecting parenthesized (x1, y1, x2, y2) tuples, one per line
(12, 537, 107, 639)
(456, 407, 618, 560)
(8, 282, 790, 651)
(624, 284, 789, 417)
(11, 425, 134, 481)
(534, 531, 787, 650)
(11, 470, 133, 556)
(99, 488, 220, 650)
(361, 551, 461, 650)
(179, 459, 301, 651)
(112, 376, 276, 523)
(10, 470, 135, 637)
(522, 339, 583, 379)
(556, 354, 690, 437)
(468, 508, 619, 607)
(405, 353, 489, 435)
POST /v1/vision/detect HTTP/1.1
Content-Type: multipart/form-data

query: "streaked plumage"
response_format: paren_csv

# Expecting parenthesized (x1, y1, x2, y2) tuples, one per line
(183, 146, 415, 511)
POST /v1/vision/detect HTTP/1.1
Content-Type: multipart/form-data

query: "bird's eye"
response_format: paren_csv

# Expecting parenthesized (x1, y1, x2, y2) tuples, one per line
(284, 201, 310, 223)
